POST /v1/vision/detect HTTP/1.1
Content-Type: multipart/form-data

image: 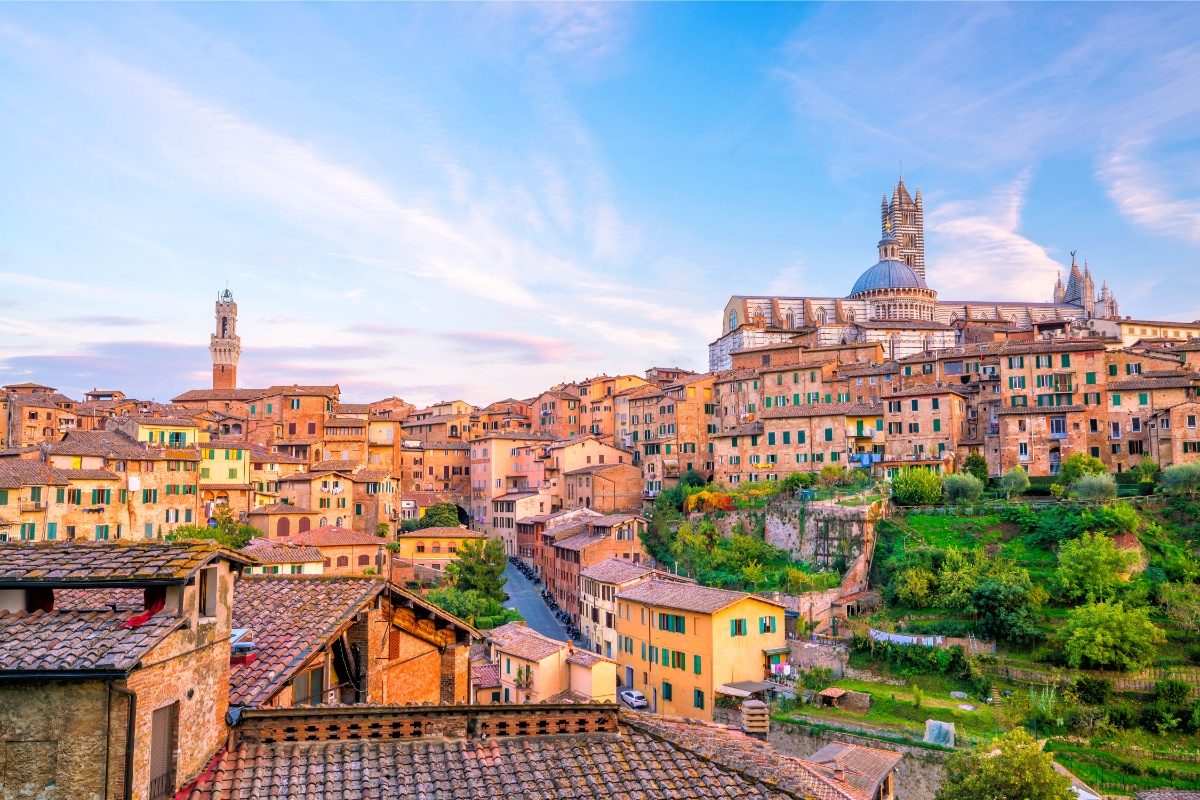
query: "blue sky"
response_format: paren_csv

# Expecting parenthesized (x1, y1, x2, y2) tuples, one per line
(1, 3, 1198, 405)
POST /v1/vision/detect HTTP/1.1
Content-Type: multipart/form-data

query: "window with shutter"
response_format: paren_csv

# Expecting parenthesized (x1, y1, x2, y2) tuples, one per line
(148, 702, 178, 800)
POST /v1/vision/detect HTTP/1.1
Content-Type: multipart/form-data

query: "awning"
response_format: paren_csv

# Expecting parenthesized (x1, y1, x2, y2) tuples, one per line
(715, 680, 776, 697)
(762, 646, 791, 656)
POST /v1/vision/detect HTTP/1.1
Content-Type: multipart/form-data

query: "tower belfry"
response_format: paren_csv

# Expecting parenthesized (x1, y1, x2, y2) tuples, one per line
(881, 176, 925, 279)
(210, 289, 241, 391)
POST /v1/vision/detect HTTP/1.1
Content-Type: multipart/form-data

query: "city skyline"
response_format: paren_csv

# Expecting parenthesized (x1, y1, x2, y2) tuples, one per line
(2, 3, 1199, 405)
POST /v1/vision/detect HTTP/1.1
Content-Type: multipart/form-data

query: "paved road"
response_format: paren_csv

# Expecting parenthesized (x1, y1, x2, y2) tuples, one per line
(503, 563, 570, 640)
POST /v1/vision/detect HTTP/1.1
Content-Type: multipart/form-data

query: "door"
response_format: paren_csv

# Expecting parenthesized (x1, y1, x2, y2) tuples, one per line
(149, 702, 178, 800)
(856, 419, 864, 436)
(624, 666, 633, 688)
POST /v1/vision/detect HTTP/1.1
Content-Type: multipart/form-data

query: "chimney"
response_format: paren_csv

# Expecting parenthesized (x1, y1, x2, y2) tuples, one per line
(740, 699, 769, 739)
(833, 766, 846, 782)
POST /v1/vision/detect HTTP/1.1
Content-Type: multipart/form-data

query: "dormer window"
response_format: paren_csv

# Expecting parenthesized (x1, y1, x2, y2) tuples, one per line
(198, 566, 218, 620)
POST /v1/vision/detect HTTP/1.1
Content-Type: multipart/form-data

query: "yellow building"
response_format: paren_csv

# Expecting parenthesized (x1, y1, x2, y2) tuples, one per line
(614, 580, 786, 721)
(198, 439, 268, 518)
(114, 416, 202, 448)
(391, 526, 485, 574)
(483, 622, 618, 704)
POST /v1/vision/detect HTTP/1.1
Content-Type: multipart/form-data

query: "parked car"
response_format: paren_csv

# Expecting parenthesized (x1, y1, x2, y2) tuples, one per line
(618, 689, 648, 709)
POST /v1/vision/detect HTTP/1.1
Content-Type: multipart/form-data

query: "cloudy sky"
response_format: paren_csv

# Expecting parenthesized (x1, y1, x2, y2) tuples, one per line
(1, 3, 1198, 405)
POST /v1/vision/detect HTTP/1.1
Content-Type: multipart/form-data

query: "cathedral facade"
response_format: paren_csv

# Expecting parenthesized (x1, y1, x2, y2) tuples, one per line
(709, 178, 1121, 371)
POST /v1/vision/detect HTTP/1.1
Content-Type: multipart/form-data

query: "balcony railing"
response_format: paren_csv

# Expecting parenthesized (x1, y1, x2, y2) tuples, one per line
(19, 501, 45, 512)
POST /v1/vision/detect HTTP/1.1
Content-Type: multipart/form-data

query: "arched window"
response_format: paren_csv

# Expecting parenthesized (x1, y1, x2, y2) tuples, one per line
(336, 556, 349, 567)
(728, 309, 737, 332)
(221, 316, 228, 337)
(416, 541, 426, 553)
(450, 425, 459, 438)
(277, 518, 290, 538)
(298, 517, 311, 533)
(357, 555, 369, 566)
(319, 517, 328, 527)
(323, 558, 331, 567)
(335, 517, 343, 527)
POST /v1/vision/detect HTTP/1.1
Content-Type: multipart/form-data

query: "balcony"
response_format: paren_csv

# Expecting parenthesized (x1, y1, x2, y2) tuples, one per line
(20, 501, 46, 512)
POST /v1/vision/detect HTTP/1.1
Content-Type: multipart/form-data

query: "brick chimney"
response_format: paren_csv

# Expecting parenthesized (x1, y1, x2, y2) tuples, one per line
(740, 699, 769, 739)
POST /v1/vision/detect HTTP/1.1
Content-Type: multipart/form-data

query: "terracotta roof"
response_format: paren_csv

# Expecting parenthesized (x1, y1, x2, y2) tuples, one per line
(1108, 376, 1198, 391)
(289, 526, 383, 547)
(579, 558, 655, 584)
(172, 388, 266, 402)
(0, 608, 182, 674)
(60, 468, 121, 481)
(835, 361, 900, 377)
(0, 460, 68, 488)
(882, 385, 968, 398)
(229, 576, 385, 705)
(185, 709, 862, 800)
(400, 491, 456, 507)
(308, 459, 363, 473)
(199, 439, 250, 450)
(563, 463, 635, 476)
(487, 622, 565, 662)
(996, 404, 1087, 416)
(807, 742, 902, 797)
(471, 662, 501, 689)
(397, 527, 482, 539)
(260, 385, 340, 398)
(617, 579, 782, 614)
(53, 587, 143, 610)
(589, 513, 645, 527)
(713, 421, 764, 438)
(243, 539, 324, 564)
(43, 430, 161, 460)
(543, 688, 592, 703)
(551, 530, 608, 553)
(245, 444, 306, 464)
(759, 402, 883, 420)
(333, 403, 371, 415)
(404, 441, 470, 451)
(324, 416, 367, 427)
(565, 649, 617, 667)
(493, 490, 538, 501)
(0, 541, 246, 587)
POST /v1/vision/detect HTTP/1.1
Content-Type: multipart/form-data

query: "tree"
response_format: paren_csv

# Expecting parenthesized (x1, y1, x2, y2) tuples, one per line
(417, 502, 462, 529)
(998, 466, 1030, 499)
(445, 537, 508, 602)
(963, 452, 989, 484)
(971, 568, 1044, 644)
(1162, 463, 1200, 496)
(1057, 453, 1108, 487)
(892, 467, 943, 506)
(376, 522, 391, 537)
(741, 560, 766, 589)
(943, 474, 984, 504)
(894, 567, 935, 608)
(1056, 532, 1137, 602)
(167, 503, 256, 549)
(679, 469, 706, 489)
(1160, 582, 1200, 635)
(936, 729, 1073, 800)
(1059, 601, 1165, 671)
(1069, 473, 1117, 501)
(780, 471, 816, 493)
(424, 586, 521, 628)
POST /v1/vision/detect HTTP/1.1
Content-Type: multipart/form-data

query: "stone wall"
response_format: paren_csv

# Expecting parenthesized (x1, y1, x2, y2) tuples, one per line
(0, 679, 125, 800)
(767, 720, 950, 800)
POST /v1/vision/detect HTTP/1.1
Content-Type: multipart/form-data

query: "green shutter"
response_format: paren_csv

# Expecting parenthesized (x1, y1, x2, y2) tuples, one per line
(730, 619, 737, 637)
(693, 654, 701, 674)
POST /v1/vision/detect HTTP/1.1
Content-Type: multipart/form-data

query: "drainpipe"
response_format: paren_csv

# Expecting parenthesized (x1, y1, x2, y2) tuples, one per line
(110, 683, 137, 800)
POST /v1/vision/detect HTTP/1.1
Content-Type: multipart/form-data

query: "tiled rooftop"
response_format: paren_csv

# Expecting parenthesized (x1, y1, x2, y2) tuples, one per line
(471, 662, 501, 689)
(487, 622, 565, 663)
(758, 402, 883, 420)
(230, 576, 386, 706)
(0, 541, 242, 586)
(242, 539, 324, 565)
(579, 558, 655, 584)
(289, 526, 384, 547)
(807, 741, 903, 797)
(0, 608, 181, 674)
(0, 460, 68, 489)
(617, 579, 781, 614)
(396, 527, 482, 539)
(186, 706, 866, 800)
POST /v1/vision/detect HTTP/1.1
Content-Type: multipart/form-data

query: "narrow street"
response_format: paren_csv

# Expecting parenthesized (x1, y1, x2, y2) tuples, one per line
(502, 563, 570, 641)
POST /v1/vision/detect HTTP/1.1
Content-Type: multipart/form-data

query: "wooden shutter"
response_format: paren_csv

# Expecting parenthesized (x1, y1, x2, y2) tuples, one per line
(148, 702, 178, 800)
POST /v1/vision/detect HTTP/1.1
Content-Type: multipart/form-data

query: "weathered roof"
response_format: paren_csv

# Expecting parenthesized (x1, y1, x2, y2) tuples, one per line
(250, 502, 316, 514)
(185, 708, 863, 800)
(0, 608, 182, 675)
(0, 460, 68, 489)
(487, 622, 565, 663)
(0, 541, 247, 587)
(807, 742, 903, 798)
(565, 649, 617, 668)
(288, 526, 383, 548)
(229, 576, 385, 706)
(397, 527, 482, 539)
(551, 530, 608, 553)
(42, 430, 161, 460)
(563, 463, 634, 476)
(242, 539, 324, 565)
(588, 513, 645, 527)
(172, 388, 266, 403)
(579, 558, 655, 584)
(1107, 375, 1198, 391)
(399, 491, 457, 507)
(471, 662, 501, 689)
(307, 459, 363, 473)
(616, 579, 783, 614)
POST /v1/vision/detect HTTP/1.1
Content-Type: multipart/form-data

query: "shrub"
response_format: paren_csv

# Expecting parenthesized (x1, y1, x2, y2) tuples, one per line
(1106, 703, 1137, 729)
(892, 467, 944, 505)
(1069, 675, 1112, 706)
(780, 471, 816, 493)
(943, 474, 984, 504)
(963, 452, 989, 484)
(1069, 473, 1117, 501)
(998, 466, 1031, 499)
(1162, 463, 1200, 496)
(1055, 532, 1137, 602)
(1059, 601, 1165, 671)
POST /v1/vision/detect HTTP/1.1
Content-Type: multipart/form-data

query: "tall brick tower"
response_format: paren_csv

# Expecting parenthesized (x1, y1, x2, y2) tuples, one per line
(880, 176, 925, 280)
(210, 289, 240, 391)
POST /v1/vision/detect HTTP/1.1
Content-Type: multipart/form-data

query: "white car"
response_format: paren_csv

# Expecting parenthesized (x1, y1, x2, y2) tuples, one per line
(619, 689, 648, 709)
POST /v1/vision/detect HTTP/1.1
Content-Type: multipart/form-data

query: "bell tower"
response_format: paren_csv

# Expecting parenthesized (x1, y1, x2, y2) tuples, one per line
(210, 289, 241, 391)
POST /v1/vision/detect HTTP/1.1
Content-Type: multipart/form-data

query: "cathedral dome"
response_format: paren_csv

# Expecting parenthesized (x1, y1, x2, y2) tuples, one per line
(850, 258, 928, 296)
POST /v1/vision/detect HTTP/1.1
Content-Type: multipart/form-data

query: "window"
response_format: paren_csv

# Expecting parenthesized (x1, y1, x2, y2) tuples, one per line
(198, 566, 218, 618)
(1018, 443, 1029, 459)
(662, 681, 672, 701)
(932, 419, 941, 432)
(1061, 353, 1071, 368)
(823, 428, 832, 442)
(1189, 415, 1198, 429)
(1111, 421, 1121, 439)
(148, 701, 179, 800)
(1139, 393, 1149, 406)
(336, 556, 349, 567)
(292, 666, 325, 706)
(693, 689, 705, 710)
(693, 654, 702, 675)
(1085, 372, 1097, 385)
(1108, 364, 1118, 376)
(1112, 394, 1121, 406)
(730, 618, 747, 637)
(358, 555, 370, 566)
(759, 616, 776, 634)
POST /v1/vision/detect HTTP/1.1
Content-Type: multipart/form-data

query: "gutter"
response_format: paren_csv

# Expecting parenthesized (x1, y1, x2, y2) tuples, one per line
(0, 669, 128, 681)
(110, 683, 137, 800)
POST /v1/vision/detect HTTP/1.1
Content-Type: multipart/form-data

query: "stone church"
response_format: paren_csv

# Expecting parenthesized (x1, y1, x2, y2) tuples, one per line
(710, 177, 1121, 370)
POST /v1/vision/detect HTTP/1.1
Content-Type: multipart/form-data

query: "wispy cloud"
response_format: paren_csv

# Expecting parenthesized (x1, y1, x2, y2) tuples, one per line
(927, 171, 1062, 301)
(1100, 142, 1200, 244)
(444, 331, 579, 364)
(62, 315, 154, 327)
